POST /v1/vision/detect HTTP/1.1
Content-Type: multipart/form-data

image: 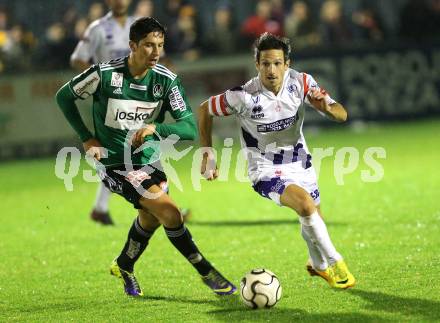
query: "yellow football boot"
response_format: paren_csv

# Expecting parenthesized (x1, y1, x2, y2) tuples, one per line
(329, 259, 356, 289)
(306, 259, 355, 289)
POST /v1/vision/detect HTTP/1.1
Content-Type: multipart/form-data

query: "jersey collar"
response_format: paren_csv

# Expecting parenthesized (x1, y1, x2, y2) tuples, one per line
(123, 56, 154, 83)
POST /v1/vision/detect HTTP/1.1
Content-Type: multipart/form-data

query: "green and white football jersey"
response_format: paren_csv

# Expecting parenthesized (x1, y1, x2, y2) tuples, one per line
(68, 56, 193, 167)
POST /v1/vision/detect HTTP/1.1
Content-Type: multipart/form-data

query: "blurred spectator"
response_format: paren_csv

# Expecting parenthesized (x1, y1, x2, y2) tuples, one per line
(319, 0, 352, 45)
(88, 2, 105, 22)
(0, 8, 8, 72)
(1, 23, 36, 72)
(62, 6, 80, 33)
(73, 18, 89, 41)
(1, 0, 438, 73)
(161, 0, 185, 28)
(37, 23, 76, 70)
(0, 7, 8, 30)
(202, 5, 237, 55)
(0, 9, 36, 72)
(70, 0, 135, 71)
(0, 9, 9, 50)
(6, 24, 26, 65)
(270, 0, 285, 25)
(135, 0, 154, 18)
(351, 4, 385, 42)
(284, 1, 320, 49)
(166, 4, 200, 61)
(241, 0, 283, 46)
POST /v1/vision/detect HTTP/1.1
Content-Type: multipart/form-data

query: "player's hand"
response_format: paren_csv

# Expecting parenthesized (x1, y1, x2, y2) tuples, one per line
(83, 138, 104, 160)
(131, 124, 156, 148)
(201, 151, 219, 181)
(307, 88, 331, 113)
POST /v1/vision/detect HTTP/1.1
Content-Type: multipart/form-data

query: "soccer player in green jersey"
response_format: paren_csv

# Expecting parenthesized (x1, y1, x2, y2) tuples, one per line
(55, 17, 236, 297)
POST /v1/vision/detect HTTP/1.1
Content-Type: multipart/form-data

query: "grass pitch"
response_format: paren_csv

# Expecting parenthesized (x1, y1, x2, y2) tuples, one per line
(1, 119, 439, 322)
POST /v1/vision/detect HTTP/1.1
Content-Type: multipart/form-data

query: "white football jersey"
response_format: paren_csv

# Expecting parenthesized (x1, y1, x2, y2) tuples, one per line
(71, 12, 136, 64)
(208, 68, 335, 183)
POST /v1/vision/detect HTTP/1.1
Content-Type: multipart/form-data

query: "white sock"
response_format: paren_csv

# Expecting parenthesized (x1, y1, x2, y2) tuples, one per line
(299, 211, 342, 265)
(93, 183, 111, 213)
(301, 224, 328, 271)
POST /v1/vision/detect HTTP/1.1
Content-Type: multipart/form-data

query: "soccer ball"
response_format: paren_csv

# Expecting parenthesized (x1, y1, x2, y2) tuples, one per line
(240, 269, 282, 309)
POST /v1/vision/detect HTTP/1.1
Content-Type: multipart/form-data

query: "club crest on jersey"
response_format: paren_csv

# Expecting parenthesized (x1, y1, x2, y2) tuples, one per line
(153, 84, 163, 97)
(287, 84, 300, 98)
(251, 105, 264, 119)
(111, 72, 123, 87)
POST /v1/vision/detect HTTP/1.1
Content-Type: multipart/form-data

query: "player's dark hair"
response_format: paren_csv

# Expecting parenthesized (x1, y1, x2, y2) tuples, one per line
(129, 17, 166, 43)
(254, 32, 291, 63)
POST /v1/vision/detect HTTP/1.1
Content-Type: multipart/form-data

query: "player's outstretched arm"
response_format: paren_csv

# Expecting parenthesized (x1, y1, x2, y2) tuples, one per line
(198, 100, 218, 180)
(198, 100, 213, 148)
(154, 116, 197, 140)
(307, 88, 348, 123)
(131, 117, 197, 148)
(325, 102, 348, 123)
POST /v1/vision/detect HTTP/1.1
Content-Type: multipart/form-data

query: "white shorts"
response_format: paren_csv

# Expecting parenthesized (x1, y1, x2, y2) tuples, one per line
(251, 163, 320, 206)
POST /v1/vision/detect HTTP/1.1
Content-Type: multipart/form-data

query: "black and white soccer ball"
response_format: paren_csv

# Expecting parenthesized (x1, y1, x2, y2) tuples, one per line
(240, 269, 282, 309)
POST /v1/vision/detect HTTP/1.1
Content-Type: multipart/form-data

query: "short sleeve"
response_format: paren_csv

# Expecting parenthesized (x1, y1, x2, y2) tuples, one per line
(302, 73, 336, 107)
(208, 86, 245, 117)
(164, 77, 193, 120)
(70, 23, 100, 63)
(68, 64, 101, 100)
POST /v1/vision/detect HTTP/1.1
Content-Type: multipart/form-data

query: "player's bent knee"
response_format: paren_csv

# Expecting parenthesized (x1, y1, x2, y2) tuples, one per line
(296, 199, 316, 217)
(154, 205, 182, 228)
(138, 209, 161, 231)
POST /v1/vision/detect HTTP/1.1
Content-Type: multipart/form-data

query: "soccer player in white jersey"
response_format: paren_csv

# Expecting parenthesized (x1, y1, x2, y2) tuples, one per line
(70, 0, 136, 225)
(198, 32, 355, 289)
(71, 0, 136, 71)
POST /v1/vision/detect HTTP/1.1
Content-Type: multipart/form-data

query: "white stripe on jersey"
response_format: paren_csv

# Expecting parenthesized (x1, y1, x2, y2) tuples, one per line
(102, 57, 125, 64)
(100, 57, 125, 68)
(101, 68, 123, 71)
(154, 64, 177, 78)
(101, 62, 125, 68)
(208, 94, 232, 116)
(101, 63, 125, 71)
(153, 67, 176, 80)
(302, 72, 336, 106)
(101, 62, 125, 67)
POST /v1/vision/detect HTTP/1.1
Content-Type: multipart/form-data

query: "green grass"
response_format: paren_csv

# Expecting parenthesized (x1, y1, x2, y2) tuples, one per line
(1, 119, 439, 322)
